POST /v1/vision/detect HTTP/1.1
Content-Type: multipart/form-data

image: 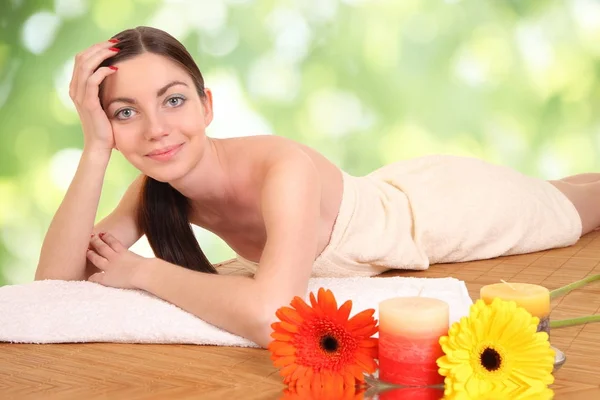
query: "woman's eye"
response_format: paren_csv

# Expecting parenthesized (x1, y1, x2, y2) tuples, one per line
(167, 96, 185, 107)
(115, 108, 135, 120)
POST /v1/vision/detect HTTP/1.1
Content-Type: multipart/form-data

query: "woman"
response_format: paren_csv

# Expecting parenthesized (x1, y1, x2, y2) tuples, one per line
(34, 26, 598, 348)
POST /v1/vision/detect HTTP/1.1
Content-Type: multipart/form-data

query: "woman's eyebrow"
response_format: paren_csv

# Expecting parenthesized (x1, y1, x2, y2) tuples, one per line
(105, 80, 189, 108)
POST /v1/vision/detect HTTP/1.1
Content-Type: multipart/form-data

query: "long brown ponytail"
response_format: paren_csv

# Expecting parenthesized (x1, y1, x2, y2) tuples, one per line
(98, 26, 217, 274)
(138, 177, 216, 273)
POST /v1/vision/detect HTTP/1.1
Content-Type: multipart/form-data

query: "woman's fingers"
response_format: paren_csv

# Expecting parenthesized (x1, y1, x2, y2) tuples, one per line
(79, 48, 120, 106)
(90, 234, 113, 258)
(70, 40, 111, 100)
(71, 40, 120, 106)
(98, 232, 127, 253)
(86, 249, 107, 269)
(82, 66, 118, 111)
(68, 40, 121, 152)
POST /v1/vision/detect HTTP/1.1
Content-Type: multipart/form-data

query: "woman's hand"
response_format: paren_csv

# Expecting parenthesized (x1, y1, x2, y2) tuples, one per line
(69, 39, 120, 154)
(87, 232, 147, 289)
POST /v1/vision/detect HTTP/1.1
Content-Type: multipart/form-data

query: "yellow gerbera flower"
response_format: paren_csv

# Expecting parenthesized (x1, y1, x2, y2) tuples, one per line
(436, 298, 555, 398)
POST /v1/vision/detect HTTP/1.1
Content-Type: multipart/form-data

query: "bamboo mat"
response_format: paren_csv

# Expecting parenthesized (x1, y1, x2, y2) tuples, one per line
(1, 232, 600, 400)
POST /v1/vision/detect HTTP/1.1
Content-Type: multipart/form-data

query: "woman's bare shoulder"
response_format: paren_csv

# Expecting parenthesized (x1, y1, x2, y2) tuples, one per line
(219, 135, 343, 215)
(220, 134, 307, 153)
(220, 134, 338, 171)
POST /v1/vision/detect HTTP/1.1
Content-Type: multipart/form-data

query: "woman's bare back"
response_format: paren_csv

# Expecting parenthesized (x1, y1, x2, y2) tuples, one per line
(188, 135, 344, 264)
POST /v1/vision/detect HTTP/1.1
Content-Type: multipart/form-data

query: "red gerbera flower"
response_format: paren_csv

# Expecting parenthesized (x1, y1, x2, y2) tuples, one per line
(268, 288, 379, 390)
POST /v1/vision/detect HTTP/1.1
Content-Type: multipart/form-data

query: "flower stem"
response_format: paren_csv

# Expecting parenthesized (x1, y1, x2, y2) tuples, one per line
(549, 274, 600, 300)
(550, 315, 600, 329)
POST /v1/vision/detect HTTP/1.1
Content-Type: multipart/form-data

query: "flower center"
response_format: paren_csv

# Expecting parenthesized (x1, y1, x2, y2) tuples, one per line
(320, 335, 339, 353)
(480, 347, 502, 371)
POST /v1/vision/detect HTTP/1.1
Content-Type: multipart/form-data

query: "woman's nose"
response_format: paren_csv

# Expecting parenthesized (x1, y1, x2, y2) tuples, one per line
(144, 114, 169, 140)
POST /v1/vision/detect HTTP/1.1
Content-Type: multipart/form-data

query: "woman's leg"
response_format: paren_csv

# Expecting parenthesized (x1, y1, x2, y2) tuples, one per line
(549, 179, 600, 235)
(560, 173, 600, 184)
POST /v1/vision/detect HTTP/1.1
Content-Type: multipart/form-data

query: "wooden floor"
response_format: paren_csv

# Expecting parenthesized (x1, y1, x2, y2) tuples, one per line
(2, 232, 600, 399)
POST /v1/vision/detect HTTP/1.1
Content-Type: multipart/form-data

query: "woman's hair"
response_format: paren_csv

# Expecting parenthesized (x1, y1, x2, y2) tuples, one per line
(98, 26, 217, 275)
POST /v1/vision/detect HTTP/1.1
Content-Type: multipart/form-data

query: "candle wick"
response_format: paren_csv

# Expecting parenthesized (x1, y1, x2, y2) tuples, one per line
(501, 279, 517, 291)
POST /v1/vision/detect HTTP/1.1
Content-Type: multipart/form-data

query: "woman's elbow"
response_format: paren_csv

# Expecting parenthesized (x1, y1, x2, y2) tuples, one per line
(251, 302, 285, 348)
(252, 324, 274, 349)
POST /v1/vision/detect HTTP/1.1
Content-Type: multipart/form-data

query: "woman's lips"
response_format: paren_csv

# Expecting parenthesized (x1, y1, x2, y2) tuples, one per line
(146, 143, 183, 161)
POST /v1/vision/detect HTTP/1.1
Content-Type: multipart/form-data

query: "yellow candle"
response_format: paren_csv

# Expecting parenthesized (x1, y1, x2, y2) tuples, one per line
(378, 297, 449, 386)
(480, 282, 550, 318)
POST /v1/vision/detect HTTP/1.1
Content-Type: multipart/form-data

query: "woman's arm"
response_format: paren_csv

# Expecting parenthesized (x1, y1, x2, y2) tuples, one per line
(35, 160, 144, 282)
(131, 151, 320, 347)
(35, 150, 111, 281)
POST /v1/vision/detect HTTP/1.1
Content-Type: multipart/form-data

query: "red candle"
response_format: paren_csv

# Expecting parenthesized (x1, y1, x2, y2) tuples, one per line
(378, 297, 449, 386)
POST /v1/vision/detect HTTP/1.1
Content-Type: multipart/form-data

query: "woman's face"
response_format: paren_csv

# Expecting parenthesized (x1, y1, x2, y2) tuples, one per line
(101, 52, 213, 182)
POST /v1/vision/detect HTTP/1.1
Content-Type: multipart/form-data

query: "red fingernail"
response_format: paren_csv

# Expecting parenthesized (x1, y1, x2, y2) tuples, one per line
(109, 39, 120, 43)
(109, 66, 118, 71)
(109, 47, 120, 52)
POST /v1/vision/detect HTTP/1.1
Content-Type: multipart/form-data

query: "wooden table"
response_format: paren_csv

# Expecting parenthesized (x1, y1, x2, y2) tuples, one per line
(2, 232, 600, 399)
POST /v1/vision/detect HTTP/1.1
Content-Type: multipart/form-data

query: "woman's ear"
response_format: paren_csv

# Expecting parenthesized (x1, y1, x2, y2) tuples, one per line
(202, 88, 214, 127)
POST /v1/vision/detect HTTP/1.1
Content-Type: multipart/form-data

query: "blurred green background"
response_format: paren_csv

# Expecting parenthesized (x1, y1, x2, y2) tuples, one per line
(1, 0, 599, 286)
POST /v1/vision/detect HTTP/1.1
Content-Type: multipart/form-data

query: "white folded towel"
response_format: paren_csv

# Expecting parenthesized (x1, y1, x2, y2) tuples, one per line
(0, 277, 472, 347)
